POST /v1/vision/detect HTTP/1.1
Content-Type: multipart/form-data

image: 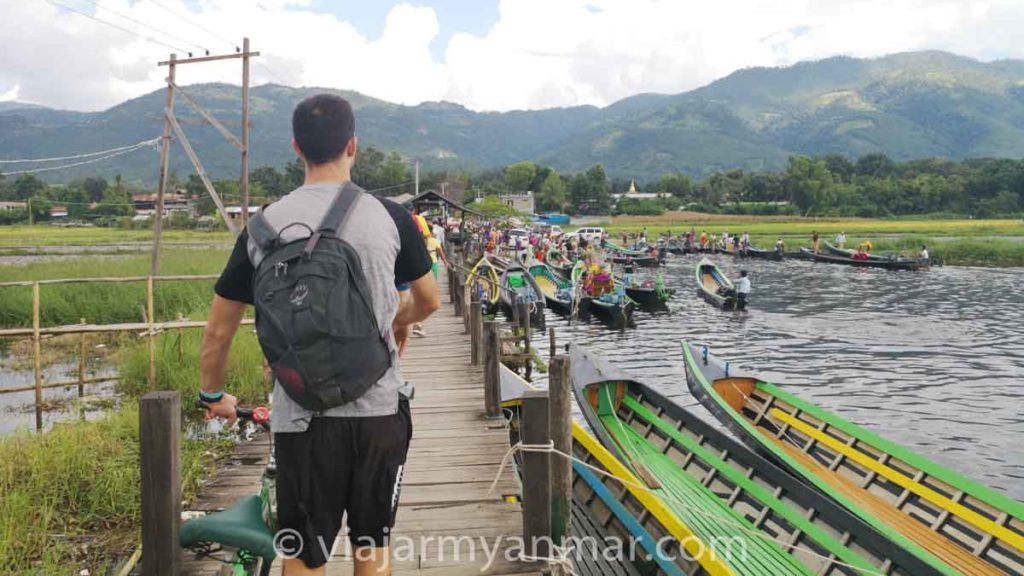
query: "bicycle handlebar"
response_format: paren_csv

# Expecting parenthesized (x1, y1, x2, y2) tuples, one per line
(195, 400, 271, 429)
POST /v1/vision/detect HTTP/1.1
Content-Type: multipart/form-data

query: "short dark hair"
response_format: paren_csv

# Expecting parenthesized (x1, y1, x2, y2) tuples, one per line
(292, 94, 355, 165)
(740, 270, 748, 277)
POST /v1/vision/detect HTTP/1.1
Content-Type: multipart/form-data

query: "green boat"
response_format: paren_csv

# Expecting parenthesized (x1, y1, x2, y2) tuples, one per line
(571, 344, 944, 576)
(528, 263, 574, 314)
(682, 341, 1024, 576)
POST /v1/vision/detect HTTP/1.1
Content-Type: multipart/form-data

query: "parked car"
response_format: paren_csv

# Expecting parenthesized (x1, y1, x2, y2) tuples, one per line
(506, 228, 530, 248)
(568, 227, 605, 243)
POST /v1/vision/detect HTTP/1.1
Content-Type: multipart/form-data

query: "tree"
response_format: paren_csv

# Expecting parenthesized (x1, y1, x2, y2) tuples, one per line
(12, 174, 46, 200)
(284, 158, 305, 190)
(569, 165, 612, 215)
(94, 174, 134, 217)
(377, 152, 409, 195)
(251, 166, 288, 198)
(473, 195, 520, 218)
(535, 170, 567, 212)
(855, 153, 895, 178)
(823, 154, 855, 183)
(656, 173, 693, 199)
(82, 176, 109, 203)
(784, 156, 834, 214)
(505, 161, 537, 193)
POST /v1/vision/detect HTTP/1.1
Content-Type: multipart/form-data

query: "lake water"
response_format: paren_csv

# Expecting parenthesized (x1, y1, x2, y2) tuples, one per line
(528, 254, 1024, 500)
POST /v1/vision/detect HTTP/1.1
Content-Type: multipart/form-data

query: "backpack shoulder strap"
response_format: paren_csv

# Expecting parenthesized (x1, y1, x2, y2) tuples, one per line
(302, 182, 363, 257)
(247, 207, 278, 252)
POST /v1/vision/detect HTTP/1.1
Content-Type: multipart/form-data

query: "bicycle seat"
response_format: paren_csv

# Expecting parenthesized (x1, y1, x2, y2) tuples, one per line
(180, 495, 277, 560)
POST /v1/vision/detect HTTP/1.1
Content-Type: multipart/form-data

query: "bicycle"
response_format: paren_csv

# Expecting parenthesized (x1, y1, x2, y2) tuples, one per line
(180, 402, 277, 576)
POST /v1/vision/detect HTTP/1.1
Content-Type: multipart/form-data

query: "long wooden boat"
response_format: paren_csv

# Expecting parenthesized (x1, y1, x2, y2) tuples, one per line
(783, 250, 815, 261)
(528, 263, 573, 314)
(498, 365, 725, 575)
(570, 261, 636, 329)
(499, 263, 545, 325)
(741, 246, 783, 261)
(802, 248, 929, 271)
(612, 253, 660, 268)
(623, 273, 675, 308)
(467, 255, 501, 312)
(695, 258, 745, 310)
(682, 341, 1024, 576)
(824, 241, 888, 261)
(570, 344, 943, 576)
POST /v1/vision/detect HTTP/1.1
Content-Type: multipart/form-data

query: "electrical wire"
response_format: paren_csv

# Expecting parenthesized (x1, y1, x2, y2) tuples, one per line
(44, 0, 185, 53)
(1, 142, 158, 176)
(0, 138, 161, 164)
(77, 0, 210, 57)
(147, 0, 239, 51)
(366, 181, 414, 195)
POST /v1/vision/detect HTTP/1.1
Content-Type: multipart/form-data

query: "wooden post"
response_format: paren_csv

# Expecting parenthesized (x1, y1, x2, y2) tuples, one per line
(151, 53, 176, 276)
(27, 198, 33, 226)
(548, 356, 572, 546)
(147, 275, 156, 390)
(483, 321, 501, 418)
(77, 317, 86, 398)
(454, 271, 465, 318)
(521, 389, 552, 560)
(510, 292, 520, 326)
(549, 326, 556, 359)
(176, 313, 185, 363)
(470, 296, 482, 365)
(518, 301, 531, 380)
(240, 37, 251, 228)
(463, 282, 472, 334)
(139, 391, 182, 575)
(32, 282, 42, 432)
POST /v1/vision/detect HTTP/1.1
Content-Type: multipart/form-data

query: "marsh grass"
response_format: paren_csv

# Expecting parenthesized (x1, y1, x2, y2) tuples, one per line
(0, 249, 232, 328)
(0, 328, 266, 573)
(0, 225, 232, 248)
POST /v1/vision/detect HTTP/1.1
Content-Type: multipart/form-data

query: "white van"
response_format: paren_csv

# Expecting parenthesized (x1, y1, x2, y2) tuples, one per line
(568, 227, 605, 242)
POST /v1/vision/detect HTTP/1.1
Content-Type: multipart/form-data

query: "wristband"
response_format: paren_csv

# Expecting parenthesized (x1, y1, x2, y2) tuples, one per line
(199, 390, 224, 403)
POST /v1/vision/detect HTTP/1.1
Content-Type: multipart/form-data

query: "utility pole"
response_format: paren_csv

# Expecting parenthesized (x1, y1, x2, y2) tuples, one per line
(240, 37, 251, 228)
(151, 53, 176, 277)
(414, 160, 420, 197)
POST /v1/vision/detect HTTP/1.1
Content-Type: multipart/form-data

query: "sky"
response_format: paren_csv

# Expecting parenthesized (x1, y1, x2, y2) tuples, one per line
(1, 0, 1023, 112)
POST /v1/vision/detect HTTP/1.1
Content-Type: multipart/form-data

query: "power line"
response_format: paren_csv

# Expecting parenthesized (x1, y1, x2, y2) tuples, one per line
(1, 141, 159, 176)
(148, 0, 239, 51)
(44, 0, 185, 53)
(78, 0, 210, 57)
(0, 138, 161, 164)
(366, 181, 414, 194)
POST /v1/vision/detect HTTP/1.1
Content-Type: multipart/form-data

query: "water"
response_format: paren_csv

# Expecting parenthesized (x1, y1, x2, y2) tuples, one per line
(529, 255, 1024, 500)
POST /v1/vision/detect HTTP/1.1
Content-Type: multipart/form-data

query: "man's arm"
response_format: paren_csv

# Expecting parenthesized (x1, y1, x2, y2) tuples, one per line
(199, 295, 247, 422)
(393, 271, 440, 327)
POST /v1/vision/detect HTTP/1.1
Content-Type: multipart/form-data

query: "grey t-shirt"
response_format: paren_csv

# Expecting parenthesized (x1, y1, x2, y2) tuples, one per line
(214, 181, 432, 432)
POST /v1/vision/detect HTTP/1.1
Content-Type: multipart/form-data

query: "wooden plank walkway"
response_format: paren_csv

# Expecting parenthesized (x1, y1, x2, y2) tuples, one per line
(182, 290, 542, 575)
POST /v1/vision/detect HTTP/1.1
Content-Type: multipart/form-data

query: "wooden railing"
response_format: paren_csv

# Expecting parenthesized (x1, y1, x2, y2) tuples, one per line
(0, 274, 250, 431)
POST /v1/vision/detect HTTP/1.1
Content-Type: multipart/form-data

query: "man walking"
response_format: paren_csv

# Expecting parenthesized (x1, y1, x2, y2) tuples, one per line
(199, 94, 439, 575)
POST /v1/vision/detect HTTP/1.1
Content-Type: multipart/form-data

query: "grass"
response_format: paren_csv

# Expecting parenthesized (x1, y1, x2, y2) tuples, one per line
(0, 225, 233, 248)
(0, 325, 268, 573)
(0, 249, 232, 328)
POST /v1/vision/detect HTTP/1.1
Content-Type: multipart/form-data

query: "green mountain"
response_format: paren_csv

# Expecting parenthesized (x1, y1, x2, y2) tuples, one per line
(3, 50, 1024, 185)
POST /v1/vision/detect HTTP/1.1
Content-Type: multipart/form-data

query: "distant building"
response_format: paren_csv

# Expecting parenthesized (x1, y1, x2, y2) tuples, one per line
(50, 205, 69, 219)
(613, 179, 661, 201)
(0, 201, 27, 211)
(131, 192, 193, 217)
(225, 206, 259, 226)
(500, 191, 534, 214)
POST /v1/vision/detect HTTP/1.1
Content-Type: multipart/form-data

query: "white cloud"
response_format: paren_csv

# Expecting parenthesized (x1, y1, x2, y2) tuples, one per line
(0, 0, 1022, 112)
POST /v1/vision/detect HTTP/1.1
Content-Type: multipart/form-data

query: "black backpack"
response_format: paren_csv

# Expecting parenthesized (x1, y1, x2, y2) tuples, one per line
(247, 183, 391, 411)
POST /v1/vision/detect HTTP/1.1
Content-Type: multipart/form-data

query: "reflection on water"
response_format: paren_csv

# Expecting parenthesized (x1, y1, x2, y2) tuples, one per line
(529, 255, 1024, 500)
(0, 354, 119, 434)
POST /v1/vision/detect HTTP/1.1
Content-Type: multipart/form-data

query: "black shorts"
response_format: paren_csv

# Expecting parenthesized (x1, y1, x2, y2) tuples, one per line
(274, 399, 412, 568)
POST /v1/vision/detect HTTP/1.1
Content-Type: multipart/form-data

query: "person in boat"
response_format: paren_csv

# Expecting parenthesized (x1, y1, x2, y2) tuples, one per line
(774, 238, 785, 254)
(640, 227, 648, 244)
(920, 245, 929, 261)
(740, 232, 750, 253)
(623, 257, 635, 287)
(811, 230, 820, 254)
(853, 246, 870, 261)
(699, 230, 708, 249)
(732, 235, 741, 253)
(860, 239, 873, 253)
(836, 231, 847, 248)
(735, 270, 751, 307)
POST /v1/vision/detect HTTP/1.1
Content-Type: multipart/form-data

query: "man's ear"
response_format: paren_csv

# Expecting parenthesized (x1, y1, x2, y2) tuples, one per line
(291, 139, 304, 159)
(346, 136, 358, 158)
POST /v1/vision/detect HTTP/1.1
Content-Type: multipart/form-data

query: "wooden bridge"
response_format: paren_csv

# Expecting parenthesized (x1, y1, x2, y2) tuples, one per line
(182, 284, 542, 575)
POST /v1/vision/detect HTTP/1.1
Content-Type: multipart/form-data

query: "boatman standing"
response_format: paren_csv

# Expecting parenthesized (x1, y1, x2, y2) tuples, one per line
(735, 270, 751, 307)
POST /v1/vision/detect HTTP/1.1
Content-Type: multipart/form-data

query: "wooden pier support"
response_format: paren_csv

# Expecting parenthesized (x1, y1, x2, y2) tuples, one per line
(548, 355, 572, 545)
(517, 300, 532, 380)
(521, 389, 552, 560)
(470, 296, 482, 365)
(32, 282, 42, 432)
(483, 321, 501, 418)
(140, 391, 181, 575)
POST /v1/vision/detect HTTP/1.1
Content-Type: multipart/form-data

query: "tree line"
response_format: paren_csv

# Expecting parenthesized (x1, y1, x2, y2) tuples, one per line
(3, 149, 1022, 223)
